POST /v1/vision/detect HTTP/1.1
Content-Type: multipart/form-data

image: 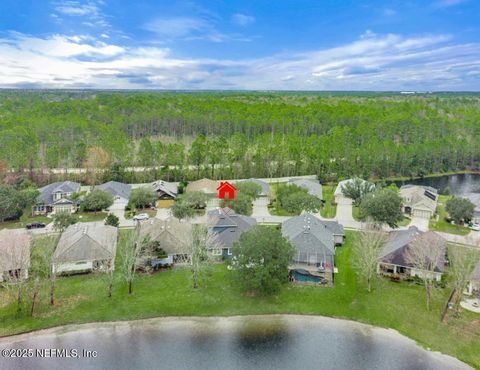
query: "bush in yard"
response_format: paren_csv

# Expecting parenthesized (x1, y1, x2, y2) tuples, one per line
(128, 187, 157, 210)
(446, 196, 475, 225)
(234, 181, 262, 200)
(230, 226, 295, 295)
(83, 189, 114, 213)
(182, 191, 209, 209)
(277, 184, 321, 214)
(105, 213, 120, 227)
(172, 200, 196, 220)
(0, 185, 26, 221)
(222, 192, 253, 215)
(52, 212, 77, 232)
(359, 188, 403, 228)
(341, 177, 375, 206)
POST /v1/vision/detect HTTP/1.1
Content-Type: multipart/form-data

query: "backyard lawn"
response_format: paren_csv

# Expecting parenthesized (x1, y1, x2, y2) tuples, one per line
(319, 185, 336, 218)
(430, 195, 470, 236)
(0, 231, 478, 368)
(0, 206, 51, 230)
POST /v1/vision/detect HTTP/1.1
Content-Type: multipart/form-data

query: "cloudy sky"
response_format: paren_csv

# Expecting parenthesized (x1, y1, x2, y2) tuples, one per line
(1, 0, 479, 90)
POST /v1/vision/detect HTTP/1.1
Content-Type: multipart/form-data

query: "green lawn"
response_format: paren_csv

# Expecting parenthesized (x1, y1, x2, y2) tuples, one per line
(0, 206, 52, 230)
(124, 208, 158, 219)
(430, 195, 470, 236)
(76, 212, 108, 223)
(320, 185, 336, 218)
(0, 231, 478, 368)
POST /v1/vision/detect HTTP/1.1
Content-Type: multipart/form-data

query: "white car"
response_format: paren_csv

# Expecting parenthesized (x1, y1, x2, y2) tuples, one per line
(469, 223, 480, 231)
(133, 213, 149, 221)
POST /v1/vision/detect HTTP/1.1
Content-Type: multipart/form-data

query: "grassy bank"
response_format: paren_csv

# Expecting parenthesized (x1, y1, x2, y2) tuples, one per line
(0, 231, 478, 367)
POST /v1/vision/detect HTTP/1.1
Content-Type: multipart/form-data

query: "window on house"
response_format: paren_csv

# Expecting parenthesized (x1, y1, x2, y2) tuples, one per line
(211, 249, 222, 256)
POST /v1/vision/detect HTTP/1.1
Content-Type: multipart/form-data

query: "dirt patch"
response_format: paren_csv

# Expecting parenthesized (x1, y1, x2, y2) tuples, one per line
(39, 295, 87, 319)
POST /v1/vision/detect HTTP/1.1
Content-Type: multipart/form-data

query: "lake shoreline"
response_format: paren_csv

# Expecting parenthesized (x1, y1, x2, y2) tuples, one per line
(0, 314, 473, 369)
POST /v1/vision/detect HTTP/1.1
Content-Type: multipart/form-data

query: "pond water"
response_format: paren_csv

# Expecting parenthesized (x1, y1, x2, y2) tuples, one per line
(394, 174, 480, 214)
(0, 316, 472, 370)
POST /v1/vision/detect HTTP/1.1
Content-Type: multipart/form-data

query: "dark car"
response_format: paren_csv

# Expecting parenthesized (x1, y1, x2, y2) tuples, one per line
(26, 222, 46, 230)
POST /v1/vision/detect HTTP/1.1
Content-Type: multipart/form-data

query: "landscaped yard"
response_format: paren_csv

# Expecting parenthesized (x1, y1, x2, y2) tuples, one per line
(1, 231, 478, 368)
(319, 185, 336, 218)
(124, 208, 158, 219)
(268, 183, 298, 216)
(430, 195, 470, 235)
(0, 206, 51, 230)
(76, 211, 108, 223)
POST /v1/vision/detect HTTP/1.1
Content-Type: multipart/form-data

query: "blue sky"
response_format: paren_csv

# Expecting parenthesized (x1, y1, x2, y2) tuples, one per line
(0, 0, 479, 90)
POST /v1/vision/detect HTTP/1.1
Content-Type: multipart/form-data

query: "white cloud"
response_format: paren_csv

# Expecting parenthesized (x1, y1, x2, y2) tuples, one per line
(0, 31, 479, 90)
(54, 1, 99, 16)
(232, 13, 255, 26)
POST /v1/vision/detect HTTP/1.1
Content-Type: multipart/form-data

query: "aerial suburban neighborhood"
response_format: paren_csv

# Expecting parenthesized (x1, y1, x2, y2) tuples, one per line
(1, 0, 480, 369)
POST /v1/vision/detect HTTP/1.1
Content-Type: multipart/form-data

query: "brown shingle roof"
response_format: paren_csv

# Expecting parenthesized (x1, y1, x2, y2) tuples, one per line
(0, 229, 31, 272)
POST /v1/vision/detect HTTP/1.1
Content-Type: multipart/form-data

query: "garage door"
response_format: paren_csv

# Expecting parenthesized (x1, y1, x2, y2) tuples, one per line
(412, 209, 430, 219)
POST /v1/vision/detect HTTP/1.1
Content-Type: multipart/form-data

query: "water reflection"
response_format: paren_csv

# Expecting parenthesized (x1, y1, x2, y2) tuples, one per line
(395, 174, 480, 213)
(0, 316, 472, 370)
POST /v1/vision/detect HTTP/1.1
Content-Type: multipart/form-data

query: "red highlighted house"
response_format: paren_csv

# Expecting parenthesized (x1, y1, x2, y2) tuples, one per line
(217, 181, 237, 200)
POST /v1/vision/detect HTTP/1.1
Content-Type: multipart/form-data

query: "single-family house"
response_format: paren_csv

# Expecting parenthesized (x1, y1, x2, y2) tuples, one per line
(334, 178, 371, 205)
(466, 261, 480, 296)
(207, 208, 256, 258)
(288, 178, 323, 200)
(282, 214, 343, 285)
(399, 185, 438, 219)
(186, 178, 218, 196)
(151, 180, 177, 200)
(53, 222, 118, 274)
(0, 229, 31, 283)
(378, 226, 446, 282)
(97, 181, 131, 212)
(138, 217, 193, 264)
(33, 181, 81, 215)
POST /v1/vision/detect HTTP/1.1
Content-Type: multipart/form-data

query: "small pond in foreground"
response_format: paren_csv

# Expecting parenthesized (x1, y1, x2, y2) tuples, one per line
(0, 315, 472, 370)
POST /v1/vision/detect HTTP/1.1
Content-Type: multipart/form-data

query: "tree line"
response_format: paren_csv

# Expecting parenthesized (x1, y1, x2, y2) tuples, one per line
(1, 91, 480, 185)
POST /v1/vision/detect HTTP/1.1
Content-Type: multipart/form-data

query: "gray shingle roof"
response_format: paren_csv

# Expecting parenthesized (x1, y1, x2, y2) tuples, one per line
(207, 208, 256, 248)
(0, 229, 31, 272)
(288, 179, 323, 199)
(150, 180, 178, 198)
(54, 222, 118, 263)
(379, 226, 446, 272)
(281, 214, 337, 263)
(38, 181, 81, 205)
(139, 217, 192, 255)
(97, 181, 131, 200)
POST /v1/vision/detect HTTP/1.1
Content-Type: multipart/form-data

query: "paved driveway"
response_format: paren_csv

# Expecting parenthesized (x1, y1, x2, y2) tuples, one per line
(251, 198, 271, 218)
(409, 216, 429, 231)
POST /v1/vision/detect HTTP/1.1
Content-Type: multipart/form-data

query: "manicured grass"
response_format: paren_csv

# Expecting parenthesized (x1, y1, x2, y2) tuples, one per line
(430, 195, 470, 236)
(0, 231, 478, 368)
(0, 206, 51, 230)
(76, 212, 108, 223)
(124, 208, 157, 219)
(320, 185, 337, 219)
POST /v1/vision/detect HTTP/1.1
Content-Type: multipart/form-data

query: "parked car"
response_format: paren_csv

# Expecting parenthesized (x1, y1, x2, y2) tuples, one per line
(468, 223, 480, 231)
(26, 222, 46, 229)
(133, 213, 149, 221)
